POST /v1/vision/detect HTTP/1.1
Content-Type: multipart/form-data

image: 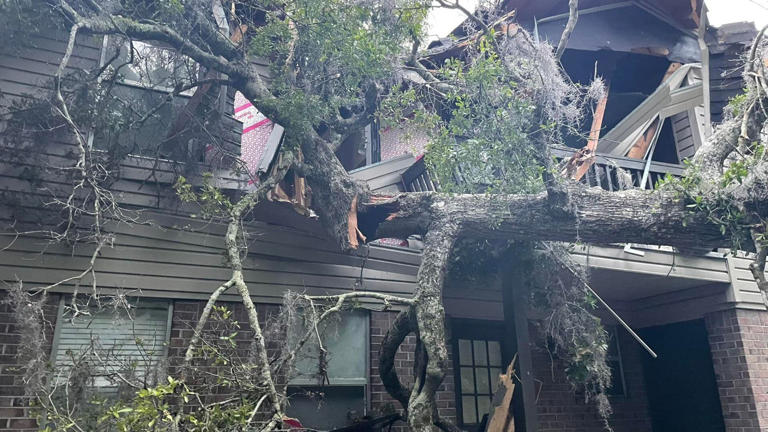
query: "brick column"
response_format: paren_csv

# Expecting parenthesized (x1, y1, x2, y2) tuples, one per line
(369, 311, 456, 431)
(706, 308, 768, 431)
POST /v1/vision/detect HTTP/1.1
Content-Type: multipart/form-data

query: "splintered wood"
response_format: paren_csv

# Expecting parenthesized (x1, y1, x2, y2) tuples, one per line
(486, 358, 517, 432)
(347, 195, 366, 249)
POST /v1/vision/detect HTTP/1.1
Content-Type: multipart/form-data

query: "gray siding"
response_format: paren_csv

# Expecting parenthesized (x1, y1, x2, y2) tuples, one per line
(0, 29, 247, 216)
(0, 212, 420, 304)
(726, 254, 768, 309)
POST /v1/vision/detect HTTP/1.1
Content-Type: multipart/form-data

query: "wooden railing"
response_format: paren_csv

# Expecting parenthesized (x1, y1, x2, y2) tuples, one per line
(550, 147, 685, 191)
(401, 149, 685, 193)
(402, 157, 438, 192)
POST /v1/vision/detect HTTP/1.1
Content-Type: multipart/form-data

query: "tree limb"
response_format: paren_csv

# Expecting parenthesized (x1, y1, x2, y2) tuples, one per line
(555, 0, 579, 60)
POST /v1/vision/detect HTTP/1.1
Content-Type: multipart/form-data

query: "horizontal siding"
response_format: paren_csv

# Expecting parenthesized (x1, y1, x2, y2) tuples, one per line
(570, 244, 730, 282)
(0, 213, 421, 305)
(726, 254, 768, 308)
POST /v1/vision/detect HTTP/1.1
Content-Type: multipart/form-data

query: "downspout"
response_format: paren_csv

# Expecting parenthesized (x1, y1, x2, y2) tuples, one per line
(698, 3, 712, 136)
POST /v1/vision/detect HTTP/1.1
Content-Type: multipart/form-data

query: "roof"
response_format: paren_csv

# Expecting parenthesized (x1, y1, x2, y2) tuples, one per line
(503, 0, 702, 31)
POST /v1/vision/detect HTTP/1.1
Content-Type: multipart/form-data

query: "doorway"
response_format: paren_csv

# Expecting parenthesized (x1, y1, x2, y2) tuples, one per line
(638, 319, 725, 432)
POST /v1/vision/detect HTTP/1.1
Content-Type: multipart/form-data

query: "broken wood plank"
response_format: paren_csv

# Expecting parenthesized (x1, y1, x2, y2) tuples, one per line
(570, 81, 610, 181)
(486, 357, 517, 432)
(626, 116, 661, 159)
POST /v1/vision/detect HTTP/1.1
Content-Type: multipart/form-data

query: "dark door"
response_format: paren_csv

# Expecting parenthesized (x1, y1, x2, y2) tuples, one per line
(639, 319, 725, 432)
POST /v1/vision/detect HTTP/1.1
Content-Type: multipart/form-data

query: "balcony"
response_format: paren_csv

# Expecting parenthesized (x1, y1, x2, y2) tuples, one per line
(400, 148, 685, 193)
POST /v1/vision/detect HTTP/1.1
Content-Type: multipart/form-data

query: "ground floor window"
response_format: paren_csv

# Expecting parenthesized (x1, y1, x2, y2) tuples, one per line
(50, 298, 172, 392)
(286, 310, 369, 429)
(451, 320, 506, 427)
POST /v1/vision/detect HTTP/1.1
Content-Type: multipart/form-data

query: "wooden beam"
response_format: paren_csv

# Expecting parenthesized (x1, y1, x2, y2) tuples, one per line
(626, 116, 661, 159)
(501, 254, 537, 432)
(569, 83, 610, 181)
(487, 358, 517, 432)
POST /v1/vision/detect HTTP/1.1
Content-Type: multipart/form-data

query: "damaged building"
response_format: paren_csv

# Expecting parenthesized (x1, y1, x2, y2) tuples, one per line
(0, 0, 766, 432)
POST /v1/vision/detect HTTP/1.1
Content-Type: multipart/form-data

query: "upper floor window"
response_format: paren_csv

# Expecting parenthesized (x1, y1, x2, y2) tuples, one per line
(93, 37, 216, 161)
(111, 39, 199, 95)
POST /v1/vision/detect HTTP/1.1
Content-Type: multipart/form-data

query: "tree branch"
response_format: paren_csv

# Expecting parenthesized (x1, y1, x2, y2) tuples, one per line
(555, 0, 579, 60)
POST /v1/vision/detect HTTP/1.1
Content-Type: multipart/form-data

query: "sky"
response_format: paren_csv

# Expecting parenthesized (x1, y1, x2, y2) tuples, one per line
(425, 0, 768, 40)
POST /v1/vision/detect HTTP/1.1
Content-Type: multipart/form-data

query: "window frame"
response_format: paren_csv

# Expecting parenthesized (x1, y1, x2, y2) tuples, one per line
(450, 319, 508, 428)
(49, 296, 174, 390)
(285, 310, 371, 427)
(101, 36, 199, 97)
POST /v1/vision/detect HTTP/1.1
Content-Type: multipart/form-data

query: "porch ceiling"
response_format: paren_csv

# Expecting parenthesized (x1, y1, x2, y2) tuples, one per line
(570, 244, 730, 302)
(588, 267, 727, 301)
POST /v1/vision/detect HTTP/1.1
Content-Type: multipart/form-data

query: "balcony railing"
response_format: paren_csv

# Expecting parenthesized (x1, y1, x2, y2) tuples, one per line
(550, 147, 685, 191)
(401, 148, 685, 193)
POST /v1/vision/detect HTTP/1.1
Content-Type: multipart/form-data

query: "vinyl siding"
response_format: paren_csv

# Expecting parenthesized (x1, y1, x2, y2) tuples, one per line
(0, 212, 420, 304)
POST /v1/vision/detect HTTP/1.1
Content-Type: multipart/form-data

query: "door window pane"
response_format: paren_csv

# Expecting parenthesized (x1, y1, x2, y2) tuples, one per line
(475, 367, 490, 393)
(488, 341, 502, 367)
(462, 396, 477, 424)
(460, 367, 475, 394)
(477, 396, 491, 421)
(473, 340, 488, 366)
(458, 339, 472, 365)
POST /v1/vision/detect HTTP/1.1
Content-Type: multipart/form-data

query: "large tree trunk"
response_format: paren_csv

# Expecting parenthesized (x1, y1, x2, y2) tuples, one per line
(407, 221, 459, 432)
(361, 186, 734, 251)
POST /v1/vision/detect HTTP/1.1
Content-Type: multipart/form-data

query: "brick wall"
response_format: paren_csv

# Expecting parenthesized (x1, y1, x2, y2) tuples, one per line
(706, 308, 768, 431)
(531, 325, 652, 432)
(168, 300, 282, 404)
(0, 292, 60, 431)
(369, 311, 457, 431)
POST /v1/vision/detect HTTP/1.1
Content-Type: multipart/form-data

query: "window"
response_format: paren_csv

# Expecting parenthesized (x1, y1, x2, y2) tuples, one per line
(606, 326, 627, 396)
(51, 299, 172, 392)
(111, 39, 199, 94)
(452, 321, 506, 426)
(94, 37, 212, 161)
(286, 310, 369, 430)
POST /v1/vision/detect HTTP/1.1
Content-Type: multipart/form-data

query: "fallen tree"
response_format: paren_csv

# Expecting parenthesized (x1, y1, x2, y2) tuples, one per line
(1, 0, 767, 431)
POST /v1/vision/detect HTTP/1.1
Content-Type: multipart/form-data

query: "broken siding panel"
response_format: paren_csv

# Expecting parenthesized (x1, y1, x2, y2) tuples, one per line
(349, 154, 415, 193)
(671, 110, 698, 160)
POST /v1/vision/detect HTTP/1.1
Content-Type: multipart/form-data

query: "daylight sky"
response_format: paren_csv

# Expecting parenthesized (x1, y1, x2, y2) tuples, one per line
(425, 0, 768, 41)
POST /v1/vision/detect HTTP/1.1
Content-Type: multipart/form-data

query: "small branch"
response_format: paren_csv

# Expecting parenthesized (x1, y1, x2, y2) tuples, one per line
(180, 278, 236, 375)
(555, 0, 579, 60)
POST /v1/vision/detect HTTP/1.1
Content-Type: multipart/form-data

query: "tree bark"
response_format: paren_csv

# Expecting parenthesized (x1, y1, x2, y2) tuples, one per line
(361, 186, 735, 251)
(407, 221, 459, 432)
(379, 308, 416, 409)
